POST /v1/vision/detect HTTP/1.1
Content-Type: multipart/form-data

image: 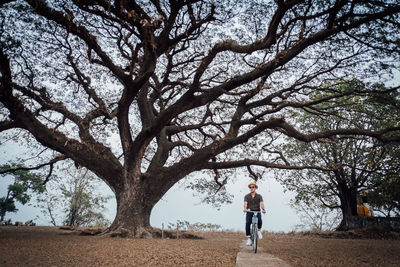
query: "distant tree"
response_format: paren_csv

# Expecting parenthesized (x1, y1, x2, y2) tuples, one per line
(167, 220, 222, 231)
(1, 0, 400, 237)
(276, 81, 400, 227)
(62, 168, 111, 227)
(292, 199, 342, 232)
(0, 164, 45, 221)
(38, 164, 111, 227)
(37, 193, 59, 226)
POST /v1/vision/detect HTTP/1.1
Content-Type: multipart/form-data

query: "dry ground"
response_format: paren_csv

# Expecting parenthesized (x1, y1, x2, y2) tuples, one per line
(1, 226, 400, 266)
(260, 230, 400, 267)
(0, 226, 241, 267)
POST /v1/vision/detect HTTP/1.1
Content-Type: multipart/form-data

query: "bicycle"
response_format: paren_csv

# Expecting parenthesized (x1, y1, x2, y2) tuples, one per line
(247, 210, 262, 253)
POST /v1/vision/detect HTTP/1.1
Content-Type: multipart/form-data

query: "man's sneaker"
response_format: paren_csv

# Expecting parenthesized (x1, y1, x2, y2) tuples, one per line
(246, 237, 252, 246)
(258, 230, 263, 239)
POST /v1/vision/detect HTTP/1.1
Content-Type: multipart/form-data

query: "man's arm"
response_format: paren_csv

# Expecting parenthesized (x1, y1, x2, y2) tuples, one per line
(243, 201, 248, 213)
(260, 201, 266, 214)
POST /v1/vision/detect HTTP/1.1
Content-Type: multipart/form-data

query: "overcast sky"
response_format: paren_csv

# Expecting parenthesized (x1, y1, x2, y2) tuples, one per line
(150, 176, 301, 232)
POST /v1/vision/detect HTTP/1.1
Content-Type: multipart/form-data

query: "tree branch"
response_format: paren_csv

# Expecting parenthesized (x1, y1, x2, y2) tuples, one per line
(0, 155, 67, 184)
(202, 159, 335, 172)
(0, 120, 20, 132)
(278, 121, 400, 143)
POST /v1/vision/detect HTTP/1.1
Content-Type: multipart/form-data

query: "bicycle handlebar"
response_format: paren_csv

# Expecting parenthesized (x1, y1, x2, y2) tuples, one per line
(246, 210, 263, 214)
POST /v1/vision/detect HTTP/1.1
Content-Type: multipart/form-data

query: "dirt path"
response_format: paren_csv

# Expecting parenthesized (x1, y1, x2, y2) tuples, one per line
(235, 240, 291, 267)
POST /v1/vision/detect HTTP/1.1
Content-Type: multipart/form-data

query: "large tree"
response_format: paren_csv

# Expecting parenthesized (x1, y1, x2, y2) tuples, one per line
(1, 0, 400, 237)
(275, 81, 400, 226)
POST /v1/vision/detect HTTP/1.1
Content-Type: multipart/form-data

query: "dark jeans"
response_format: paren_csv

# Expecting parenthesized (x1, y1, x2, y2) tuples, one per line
(245, 211, 262, 236)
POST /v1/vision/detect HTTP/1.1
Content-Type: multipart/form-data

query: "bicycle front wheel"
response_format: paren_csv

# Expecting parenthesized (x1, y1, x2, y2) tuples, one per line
(252, 223, 258, 253)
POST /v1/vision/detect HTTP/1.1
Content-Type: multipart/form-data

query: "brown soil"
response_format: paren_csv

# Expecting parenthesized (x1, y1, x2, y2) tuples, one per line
(259, 230, 400, 267)
(0, 226, 241, 267)
(1, 226, 400, 266)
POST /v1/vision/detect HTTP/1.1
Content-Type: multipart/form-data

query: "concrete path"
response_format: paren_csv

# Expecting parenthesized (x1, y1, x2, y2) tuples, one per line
(236, 240, 292, 267)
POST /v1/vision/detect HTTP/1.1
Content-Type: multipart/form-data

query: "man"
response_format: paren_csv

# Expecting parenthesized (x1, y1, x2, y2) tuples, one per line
(358, 195, 372, 217)
(243, 182, 266, 246)
(362, 193, 374, 217)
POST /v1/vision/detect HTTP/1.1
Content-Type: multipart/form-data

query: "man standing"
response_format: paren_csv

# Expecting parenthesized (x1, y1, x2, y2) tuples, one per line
(243, 182, 266, 246)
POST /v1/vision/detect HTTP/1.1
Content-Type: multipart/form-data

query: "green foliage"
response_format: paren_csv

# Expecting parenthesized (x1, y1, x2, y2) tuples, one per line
(369, 176, 400, 217)
(277, 79, 400, 220)
(0, 197, 17, 217)
(368, 144, 400, 217)
(0, 164, 45, 220)
(185, 174, 234, 209)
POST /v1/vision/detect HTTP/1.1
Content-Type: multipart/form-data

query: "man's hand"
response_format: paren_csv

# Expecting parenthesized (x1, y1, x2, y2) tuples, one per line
(243, 209, 247, 213)
(262, 209, 266, 214)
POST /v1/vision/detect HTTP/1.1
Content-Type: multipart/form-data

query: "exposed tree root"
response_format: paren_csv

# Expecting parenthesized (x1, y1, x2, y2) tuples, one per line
(59, 225, 204, 239)
(97, 226, 153, 238)
(97, 226, 203, 239)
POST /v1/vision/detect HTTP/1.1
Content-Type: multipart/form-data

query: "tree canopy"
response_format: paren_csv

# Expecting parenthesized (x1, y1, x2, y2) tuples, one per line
(1, 0, 400, 236)
(275, 80, 400, 225)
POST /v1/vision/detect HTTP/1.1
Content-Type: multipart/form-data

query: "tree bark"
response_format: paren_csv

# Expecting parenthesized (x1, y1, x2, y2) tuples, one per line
(337, 180, 359, 230)
(338, 186, 358, 217)
(109, 191, 152, 237)
(105, 172, 172, 238)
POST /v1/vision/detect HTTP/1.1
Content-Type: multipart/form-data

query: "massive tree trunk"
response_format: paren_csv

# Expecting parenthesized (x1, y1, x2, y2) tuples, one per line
(105, 171, 174, 238)
(337, 180, 358, 230)
(109, 189, 155, 237)
(108, 192, 153, 237)
(338, 186, 358, 217)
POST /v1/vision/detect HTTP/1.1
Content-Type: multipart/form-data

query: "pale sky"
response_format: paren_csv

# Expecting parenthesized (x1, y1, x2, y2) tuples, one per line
(151, 175, 301, 232)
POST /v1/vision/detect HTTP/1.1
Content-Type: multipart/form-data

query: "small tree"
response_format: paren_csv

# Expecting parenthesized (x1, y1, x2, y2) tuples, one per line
(0, 164, 45, 221)
(62, 168, 111, 227)
(292, 199, 342, 232)
(41, 164, 111, 227)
